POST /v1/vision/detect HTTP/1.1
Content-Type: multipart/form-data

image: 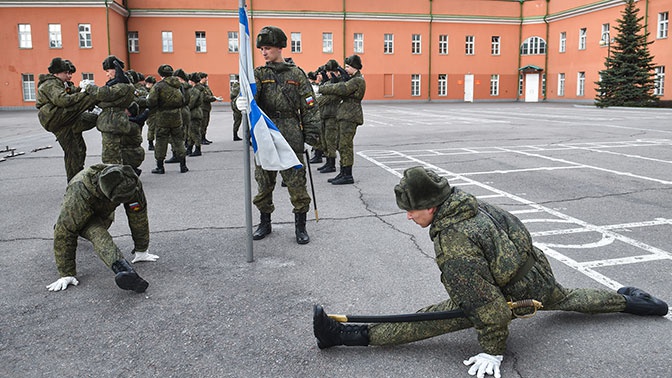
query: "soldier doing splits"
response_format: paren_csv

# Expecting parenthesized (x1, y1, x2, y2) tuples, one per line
(313, 166, 668, 378)
(46, 164, 159, 293)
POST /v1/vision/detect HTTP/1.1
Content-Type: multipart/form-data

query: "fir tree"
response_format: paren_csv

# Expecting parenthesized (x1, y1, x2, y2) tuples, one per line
(594, 0, 658, 108)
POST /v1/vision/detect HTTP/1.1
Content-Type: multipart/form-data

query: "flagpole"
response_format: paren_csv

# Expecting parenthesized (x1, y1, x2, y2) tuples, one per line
(240, 0, 254, 263)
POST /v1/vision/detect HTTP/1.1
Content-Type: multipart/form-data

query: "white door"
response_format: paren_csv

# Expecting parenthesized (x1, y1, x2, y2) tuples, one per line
(525, 73, 539, 102)
(464, 74, 474, 102)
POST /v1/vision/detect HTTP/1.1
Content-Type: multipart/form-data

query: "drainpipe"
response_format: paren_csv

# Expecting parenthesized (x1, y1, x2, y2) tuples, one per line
(515, 0, 524, 102)
(105, 0, 111, 55)
(124, 2, 131, 68)
(644, 0, 649, 37)
(342, 0, 347, 62)
(543, 0, 549, 101)
(428, 0, 433, 102)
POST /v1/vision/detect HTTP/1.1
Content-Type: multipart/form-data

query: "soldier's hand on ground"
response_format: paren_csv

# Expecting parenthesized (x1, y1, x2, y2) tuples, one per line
(464, 353, 503, 378)
(132, 251, 159, 263)
(235, 97, 248, 112)
(46, 276, 79, 292)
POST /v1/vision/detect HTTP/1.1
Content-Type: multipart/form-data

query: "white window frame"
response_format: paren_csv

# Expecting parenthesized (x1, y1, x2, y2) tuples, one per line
(49, 24, 62, 49)
(518, 74, 523, 96)
(490, 74, 500, 96)
(22, 73, 35, 101)
(521, 36, 546, 55)
(18, 24, 32, 49)
(228, 31, 239, 53)
(577, 72, 585, 96)
(384, 33, 394, 54)
(438, 74, 447, 96)
(558, 73, 565, 96)
(578, 28, 587, 50)
(658, 12, 669, 39)
(82, 73, 94, 81)
(162, 31, 173, 53)
(411, 74, 421, 97)
(601, 23, 610, 44)
(128, 31, 139, 53)
(559, 32, 566, 53)
(411, 34, 421, 54)
(322, 32, 333, 53)
(291, 32, 302, 53)
(491, 36, 500, 55)
(195, 31, 207, 52)
(465, 35, 474, 55)
(438, 35, 448, 55)
(654, 66, 665, 96)
(78, 24, 92, 48)
(354, 33, 364, 53)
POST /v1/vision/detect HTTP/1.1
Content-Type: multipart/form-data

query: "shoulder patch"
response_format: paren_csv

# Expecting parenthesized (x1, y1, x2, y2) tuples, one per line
(127, 202, 142, 212)
(286, 80, 300, 86)
(305, 96, 315, 107)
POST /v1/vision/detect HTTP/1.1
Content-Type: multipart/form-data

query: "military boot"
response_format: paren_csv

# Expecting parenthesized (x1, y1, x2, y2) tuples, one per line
(327, 167, 344, 183)
(318, 157, 336, 173)
(147, 140, 154, 151)
(165, 153, 180, 164)
(309, 149, 323, 164)
(185, 144, 194, 156)
(111, 259, 149, 293)
(295, 212, 310, 244)
(253, 212, 272, 240)
(151, 160, 165, 174)
(189, 145, 202, 157)
(331, 166, 354, 185)
(233, 132, 242, 141)
(618, 287, 668, 316)
(313, 305, 369, 349)
(179, 158, 189, 173)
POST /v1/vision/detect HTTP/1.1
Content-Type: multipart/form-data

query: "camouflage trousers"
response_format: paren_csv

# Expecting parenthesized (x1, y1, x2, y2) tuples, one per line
(336, 120, 358, 166)
(101, 132, 123, 164)
(54, 213, 123, 277)
(147, 119, 156, 141)
(154, 126, 186, 160)
(187, 117, 202, 147)
(202, 109, 212, 137)
(54, 112, 98, 182)
(253, 153, 311, 214)
(232, 108, 242, 137)
(322, 117, 339, 158)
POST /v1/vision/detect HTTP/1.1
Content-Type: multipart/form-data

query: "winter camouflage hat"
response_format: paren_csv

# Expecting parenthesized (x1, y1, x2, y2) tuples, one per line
(173, 68, 188, 81)
(99, 165, 140, 203)
(394, 166, 451, 211)
(345, 54, 362, 70)
(102, 55, 124, 70)
(157, 64, 174, 77)
(256, 26, 287, 48)
(48, 57, 69, 74)
(64, 60, 76, 74)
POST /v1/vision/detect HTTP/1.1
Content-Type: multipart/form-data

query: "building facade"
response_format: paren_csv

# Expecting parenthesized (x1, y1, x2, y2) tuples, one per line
(1, 0, 669, 109)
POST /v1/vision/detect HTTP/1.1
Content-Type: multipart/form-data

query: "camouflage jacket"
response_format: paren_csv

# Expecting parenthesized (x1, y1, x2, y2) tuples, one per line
(318, 71, 365, 125)
(133, 82, 149, 109)
(429, 187, 547, 355)
(53, 164, 149, 277)
(146, 77, 184, 128)
(201, 84, 217, 111)
(254, 61, 321, 150)
(86, 83, 135, 134)
(188, 82, 205, 120)
(316, 86, 340, 120)
(230, 82, 240, 111)
(35, 74, 93, 132)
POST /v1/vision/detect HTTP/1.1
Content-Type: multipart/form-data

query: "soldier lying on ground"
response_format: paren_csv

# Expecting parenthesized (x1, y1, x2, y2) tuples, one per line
(46, 164, 159, 293)
(313, 166, 668, 378)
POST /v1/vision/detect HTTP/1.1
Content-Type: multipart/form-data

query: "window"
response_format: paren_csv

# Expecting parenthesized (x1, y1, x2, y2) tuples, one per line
(49, 24, 62, 48)
(354, 33, 364, 53)
(438, 35, 448, 55)
(541, 73, 546, 97)
(601, 23, 610, 44)
(521, 36, 546, 55)
(559, 32, 566, 53)
(465, 35, 474, 55)
(384, 34, 394, 54)
(128, 31, 139, 53)
(322, 32, 333, 53)
(654, 66, 665, 96)
(490, 75, 500, 96)
(195, 31, 206, 52)
(491, 36, 500, 55)
(228, 31, 239, 53)
(578, 28, 587, 50)
(22, 74, 35, 101)
(438, 74, 447, 96)
(558, 73, 565, 96)
(82, 73, 94, 81)
(411, 74, 421, 96)
(78, 24, 92, 48)
(518, 74, 523, 96)
(411, 34, 421, 54)
(658, 12, 669, 39)
(291, 32, 301, 53)
(229, 74, 239, 89)
(577, 72, 585, 96)
(162, 31, 173, 53)
(18, 24, 32, 48)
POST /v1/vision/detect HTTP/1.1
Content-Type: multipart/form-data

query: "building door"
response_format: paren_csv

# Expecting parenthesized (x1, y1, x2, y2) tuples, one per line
(525, 73, 539, 102)
(464, 74, 474, 102)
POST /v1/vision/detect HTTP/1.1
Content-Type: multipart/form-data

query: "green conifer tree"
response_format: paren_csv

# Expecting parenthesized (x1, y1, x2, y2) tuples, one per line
(594, 0, 658, 108)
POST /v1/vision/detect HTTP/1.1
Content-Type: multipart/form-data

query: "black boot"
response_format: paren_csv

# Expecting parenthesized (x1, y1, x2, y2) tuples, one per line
(618, 287, 668, 316)
(179, 158, 189, 173)
(202, 137, 212, 145)
(328, 167, 343, 183)
(151, 160, 165, 174)
(111, 259, 149, 293)
(147, 140, 154, 151)
(253, 212, 272, 240)
(313, 305, 369, 349)
(295, 212, 310, 244)
(331, 166, 354, 185)
(318, 157, 336, 173)
(309, 149, 323, 164)
(189, 145, 202, 157)
(185, 144, 193, 156)
(165, 153, 180, 164)
(233, 132, 242, 141)
(133, 167, 142, 177)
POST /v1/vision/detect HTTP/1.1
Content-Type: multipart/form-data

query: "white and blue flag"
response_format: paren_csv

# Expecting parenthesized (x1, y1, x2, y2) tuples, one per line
(238, 6, 302, 171)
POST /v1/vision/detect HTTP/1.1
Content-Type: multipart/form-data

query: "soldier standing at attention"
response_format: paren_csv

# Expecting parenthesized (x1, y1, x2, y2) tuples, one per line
(317, 55, 366, 185)
(313, 166, 668, 378)
(36, 57, 98, 182)
(46, 164, 159, 293)
(199, 72, 218, 145)
(237, 26, 321, 245)
(186, 72, 205, 157)
(146, 64, 188, 174)
(230, 80, 243, 141)
(166, 68, 191, 165)
(144, 76, 157, 150)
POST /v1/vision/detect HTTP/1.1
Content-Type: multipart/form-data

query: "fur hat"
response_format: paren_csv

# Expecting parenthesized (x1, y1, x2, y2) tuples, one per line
(157, 64, 174, 78)
(394, 167, 451, 211)
(345, 54, 362, 70)
(102, 55, 124, 70)
(137, 72, 145, 81)
(99, 165, 140, 203)
(64, 60, 76, 74)
(173, 68, 188, 81)
(324, 59, 339, 71)
(188, 72, 200, 83)
(145, 75, 156, 84)
(199, 72, 207, 79)
(127, 69, 139, 83)
(256, 26, 287, 48)
(48, 57, 69, 74)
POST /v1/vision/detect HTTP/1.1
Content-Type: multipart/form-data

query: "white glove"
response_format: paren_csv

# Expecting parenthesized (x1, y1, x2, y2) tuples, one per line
(215, 96, 223, 101)
(464, 353, 503, 378)
(46, 276, 79, 291)
(79, 79, 93, 89)
(132, 251, 159, 263)
(235, 96, 248, 112)
(304, 143, 312, 152)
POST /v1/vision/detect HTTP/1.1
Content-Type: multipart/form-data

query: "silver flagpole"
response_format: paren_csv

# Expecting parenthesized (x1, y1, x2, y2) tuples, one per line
(240, 0, 254, 262)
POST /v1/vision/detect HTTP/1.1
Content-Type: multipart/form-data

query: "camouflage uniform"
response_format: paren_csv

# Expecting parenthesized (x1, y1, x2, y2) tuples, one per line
(200, 76, 218, 142)
(86, 82, 136, 164)
(316, 87, 340, 159)
(36, 74, 98, 182)
(52, 164, 149, 277)
(187, 80, 204, 150)
(253, 60, 321, 214)
(230, 81, 243, 139)
(146, 76, 187, 161)
(369, 187, 627, 355)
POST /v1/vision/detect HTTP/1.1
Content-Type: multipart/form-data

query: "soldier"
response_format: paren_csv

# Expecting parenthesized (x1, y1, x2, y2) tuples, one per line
(46, 164, 159, 293)
(123, 101, 147, 176)
(314, 60, 343, 173)
(146, 64, 188, 174)
(313, 166, 668, 378)
(144, 75, 157, 150)
(36, 57, 98, 182)
(230, 80, 243, 141)
(199, 72, 219, 144)
(236, 26, 321, 244)
(186, 72, 205, 157)
(166, 68, 191, 164)
(317, 54, 366, 185)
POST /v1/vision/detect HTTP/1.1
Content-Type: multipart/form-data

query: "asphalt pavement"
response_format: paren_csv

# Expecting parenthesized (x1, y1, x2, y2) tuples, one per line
(1, 102, 671, 377)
